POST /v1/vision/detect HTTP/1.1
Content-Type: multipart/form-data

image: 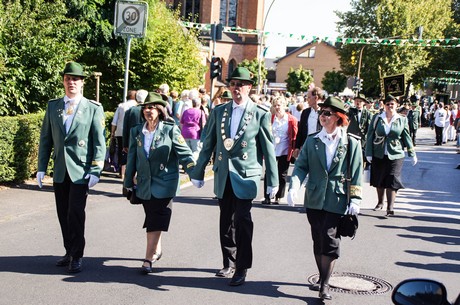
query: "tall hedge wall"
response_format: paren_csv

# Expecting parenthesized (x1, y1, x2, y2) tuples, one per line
(0, 112, 114, 183)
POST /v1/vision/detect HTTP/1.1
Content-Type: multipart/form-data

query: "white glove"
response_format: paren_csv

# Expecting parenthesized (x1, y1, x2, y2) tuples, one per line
(36, 171, 45, 188)
(347, 202, 360, 216)
(410, 155, 417, 166)
(287, 189, 297, 207)
(126, 187, 133, 192)
(85, 174, 100, 188)
(191, 179, 204, 188)
(266, 186, 279, 199)
(366, 156, 372, 163)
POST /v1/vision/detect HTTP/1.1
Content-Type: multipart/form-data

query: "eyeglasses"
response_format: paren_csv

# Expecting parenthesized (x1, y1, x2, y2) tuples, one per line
(318, 110, 336, 117)
(142, 105, 157, 110)
(229, 81, 249, 87)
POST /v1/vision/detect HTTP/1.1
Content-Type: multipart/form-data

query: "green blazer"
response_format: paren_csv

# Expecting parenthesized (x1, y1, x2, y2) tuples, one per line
(124, 121, 195, 200)
(290, 131, 363, 214)
(365, 113, 415, 160)
(122, 105, 144, 149)
(347, 107, 372, 148)
(189, 100, 279, 200)
(38, 97, 106, 184)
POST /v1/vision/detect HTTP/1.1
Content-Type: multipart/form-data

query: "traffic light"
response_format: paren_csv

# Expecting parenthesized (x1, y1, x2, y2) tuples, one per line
(353, 78, 363, 92)
(210, 56, 222, 79)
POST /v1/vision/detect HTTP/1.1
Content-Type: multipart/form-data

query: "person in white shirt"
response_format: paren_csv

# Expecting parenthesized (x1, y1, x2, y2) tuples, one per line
(434, 102, 447, 145)
(111, 90, 138, 178)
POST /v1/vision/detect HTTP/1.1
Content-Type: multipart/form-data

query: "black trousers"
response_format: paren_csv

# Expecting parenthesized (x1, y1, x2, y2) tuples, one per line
(218, 176, 253, 270)
(435, 125, 444, 145)
(264, 155, 290, 200)
(53, 172, 88, 259)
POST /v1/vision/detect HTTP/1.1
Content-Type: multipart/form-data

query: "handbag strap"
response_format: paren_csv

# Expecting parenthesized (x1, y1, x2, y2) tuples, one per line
(346, 135, 352, 207)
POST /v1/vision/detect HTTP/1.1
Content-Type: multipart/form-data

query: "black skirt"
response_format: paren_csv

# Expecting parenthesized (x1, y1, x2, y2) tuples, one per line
(370, 155, 404, 190)
(142, 196, 173, 232)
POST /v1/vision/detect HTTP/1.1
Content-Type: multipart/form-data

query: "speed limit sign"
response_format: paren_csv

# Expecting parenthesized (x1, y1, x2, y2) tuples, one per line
(114, 0, 148, 38)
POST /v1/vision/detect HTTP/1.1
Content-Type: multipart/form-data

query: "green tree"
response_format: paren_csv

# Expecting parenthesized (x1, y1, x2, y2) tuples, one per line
(336, 0, 452, 97)
(322, 70, 348, 95)
(284, 66, 314, 94)
(0, 0, 81, 115)
(237, 58, 267, 87)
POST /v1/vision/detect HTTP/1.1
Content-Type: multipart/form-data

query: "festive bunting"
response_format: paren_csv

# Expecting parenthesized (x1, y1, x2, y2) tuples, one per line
(180, 21, 460, 48)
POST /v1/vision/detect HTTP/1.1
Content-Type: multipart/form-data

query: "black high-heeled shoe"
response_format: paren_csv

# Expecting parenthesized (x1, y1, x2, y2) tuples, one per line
(373, 203, 383, 211)
(386, 210, 394, 217)
(319, 284, 332, 300)
(141, 260, 153, 274)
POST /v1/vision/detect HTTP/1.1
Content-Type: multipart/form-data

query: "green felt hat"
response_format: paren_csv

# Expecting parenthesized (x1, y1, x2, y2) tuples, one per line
(143, 92, 168, 107)
(384, 94, 397, 104)
(318, 96, 347, 113)
(227, 67, 254, 84)
(221, 90, 232, 99)
(354, 92, 369, 103)
(61, 62, 86, 77)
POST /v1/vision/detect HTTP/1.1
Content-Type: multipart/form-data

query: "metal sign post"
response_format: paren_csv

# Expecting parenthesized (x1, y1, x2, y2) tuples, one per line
(114, 0, 148, 102)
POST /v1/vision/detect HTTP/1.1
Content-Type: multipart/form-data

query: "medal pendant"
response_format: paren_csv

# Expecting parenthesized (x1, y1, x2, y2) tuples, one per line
(223, 138, 234, 151)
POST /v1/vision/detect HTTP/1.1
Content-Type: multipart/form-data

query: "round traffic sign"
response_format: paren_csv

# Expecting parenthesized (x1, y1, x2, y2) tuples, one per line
(122, 6, 140, 26)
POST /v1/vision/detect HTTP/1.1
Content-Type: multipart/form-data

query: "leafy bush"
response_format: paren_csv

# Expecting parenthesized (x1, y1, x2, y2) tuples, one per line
(0, 111, 113, 183)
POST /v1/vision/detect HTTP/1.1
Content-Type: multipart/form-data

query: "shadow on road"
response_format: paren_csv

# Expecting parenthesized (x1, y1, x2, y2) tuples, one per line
(0, 255, 325, 304)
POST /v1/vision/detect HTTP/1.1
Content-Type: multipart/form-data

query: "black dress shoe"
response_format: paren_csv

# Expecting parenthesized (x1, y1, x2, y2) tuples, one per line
(215, 267, 235, 277)
(229, 269, 247, 286)
(386, 210, 395, 217)
(261, 198, 271, 205)
(373, 203, 383, 211)
(68, 257, 82, 273)
(56, 254, 71, 267)
(319, 284, 332, 300)
(273, 198, 280, 205)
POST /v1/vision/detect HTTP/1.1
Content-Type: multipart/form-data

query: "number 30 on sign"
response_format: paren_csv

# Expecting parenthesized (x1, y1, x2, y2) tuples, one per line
(114, 0, 148, 38)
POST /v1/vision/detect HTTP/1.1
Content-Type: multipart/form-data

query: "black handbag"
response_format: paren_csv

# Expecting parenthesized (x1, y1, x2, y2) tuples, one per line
(126, 187, 142, 205)
(338, 136, 359, 239)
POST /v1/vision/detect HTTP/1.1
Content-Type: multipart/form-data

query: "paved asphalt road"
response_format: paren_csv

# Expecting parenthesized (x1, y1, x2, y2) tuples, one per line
(0, 127, 459, 305)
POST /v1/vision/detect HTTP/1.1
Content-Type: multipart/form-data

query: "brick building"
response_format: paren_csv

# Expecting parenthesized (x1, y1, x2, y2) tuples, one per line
(273, 41, 341, 90)
(163, 0, 265, 93)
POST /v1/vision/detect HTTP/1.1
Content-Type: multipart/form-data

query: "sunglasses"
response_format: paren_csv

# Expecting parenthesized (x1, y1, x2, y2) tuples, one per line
(229, 81, 249, 87)
(385, 103, 395, 106)
(142, 105, 157, 110)
(318, 110, 336, 117)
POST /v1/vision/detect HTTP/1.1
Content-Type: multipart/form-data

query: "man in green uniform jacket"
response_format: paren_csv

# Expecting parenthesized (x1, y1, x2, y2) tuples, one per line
(37, 62, 106, 273)
(190, 67, 279, 286)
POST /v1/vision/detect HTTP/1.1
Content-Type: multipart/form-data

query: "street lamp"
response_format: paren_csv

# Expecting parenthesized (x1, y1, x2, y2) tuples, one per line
(257, 0, 276, 94)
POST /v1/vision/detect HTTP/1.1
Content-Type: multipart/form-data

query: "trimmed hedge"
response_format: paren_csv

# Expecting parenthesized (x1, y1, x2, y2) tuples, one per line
(0, 111, 114, 183)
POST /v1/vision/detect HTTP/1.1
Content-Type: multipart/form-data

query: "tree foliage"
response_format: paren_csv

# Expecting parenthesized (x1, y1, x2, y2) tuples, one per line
(0, 0, 205, 115)
(237, 58, 267, 87)
(284, 66, 314, 94)
(336, 0, 452, 97)
(322, 70, 348, 95)
(0, 0, 81, 116)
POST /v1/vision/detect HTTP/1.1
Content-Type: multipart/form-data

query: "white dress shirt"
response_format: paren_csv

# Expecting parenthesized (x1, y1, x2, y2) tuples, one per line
(230, 100, 248, 138)
(63, 95, 82, 133)
(315, 127, 343, 171)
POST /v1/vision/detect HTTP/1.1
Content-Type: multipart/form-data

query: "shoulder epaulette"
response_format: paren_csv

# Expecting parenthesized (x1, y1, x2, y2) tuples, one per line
(89, 99, 102, 106)
(348, 133, 361, 141)
(257, 104, 270, 112)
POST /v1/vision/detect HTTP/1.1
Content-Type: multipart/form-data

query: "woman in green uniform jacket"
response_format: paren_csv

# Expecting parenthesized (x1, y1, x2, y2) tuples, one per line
(288, 96, 363, 300)
(124, 92, 195, 274)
